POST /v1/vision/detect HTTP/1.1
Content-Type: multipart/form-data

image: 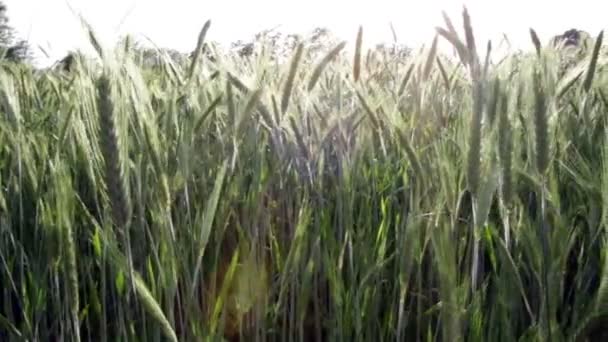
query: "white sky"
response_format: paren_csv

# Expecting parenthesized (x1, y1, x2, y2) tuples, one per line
(4, 0, 608, 67)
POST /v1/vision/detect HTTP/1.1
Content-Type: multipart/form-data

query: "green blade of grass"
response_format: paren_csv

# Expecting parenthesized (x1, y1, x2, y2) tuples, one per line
(190, 159, 230, 300)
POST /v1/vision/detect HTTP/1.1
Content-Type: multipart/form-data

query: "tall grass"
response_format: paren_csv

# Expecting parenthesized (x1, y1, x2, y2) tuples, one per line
(1, 8, 607, 342)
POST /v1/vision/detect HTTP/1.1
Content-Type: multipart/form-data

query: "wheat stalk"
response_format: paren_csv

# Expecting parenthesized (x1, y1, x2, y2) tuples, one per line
(498, 91, 513, 246)
(533, 67, 553, 342)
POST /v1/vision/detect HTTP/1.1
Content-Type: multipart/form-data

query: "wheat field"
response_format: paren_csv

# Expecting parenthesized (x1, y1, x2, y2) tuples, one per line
(0, 8, 607, 342)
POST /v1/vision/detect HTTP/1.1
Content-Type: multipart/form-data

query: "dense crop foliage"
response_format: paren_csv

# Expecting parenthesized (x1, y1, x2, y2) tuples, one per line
(1, 9, 607, 341)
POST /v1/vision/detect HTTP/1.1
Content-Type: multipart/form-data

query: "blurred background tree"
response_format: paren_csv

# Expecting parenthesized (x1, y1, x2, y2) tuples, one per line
(0, 1, 32, 63)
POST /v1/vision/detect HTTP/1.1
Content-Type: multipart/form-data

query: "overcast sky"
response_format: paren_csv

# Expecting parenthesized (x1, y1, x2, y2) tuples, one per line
(4, 0, 608, 67)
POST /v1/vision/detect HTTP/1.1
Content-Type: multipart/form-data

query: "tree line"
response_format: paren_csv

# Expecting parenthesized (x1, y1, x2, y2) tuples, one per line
(0, 1, 601, 70)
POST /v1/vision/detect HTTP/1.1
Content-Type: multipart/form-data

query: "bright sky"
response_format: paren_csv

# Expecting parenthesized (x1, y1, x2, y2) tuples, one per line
(4, 0, 608, 67)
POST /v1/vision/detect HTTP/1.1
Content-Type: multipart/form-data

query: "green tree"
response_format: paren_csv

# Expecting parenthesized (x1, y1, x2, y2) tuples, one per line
(0, 1, 32, 63)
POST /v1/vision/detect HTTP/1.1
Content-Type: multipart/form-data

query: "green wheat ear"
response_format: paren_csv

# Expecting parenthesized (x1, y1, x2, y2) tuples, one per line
(583, 30, 604, 93)
(530, 28, 542, 58)
(308, 41, 346, 91)
(188, 19, 212, 82)
(353, 26, 363, 82)
(398, 63, 415, 96)
(96, 74, 130, 230)
(533, 70, 549, 175)
(422, 35, 439, 82)
(486, 77, 500, 128)
(467, 81, 483, 196)
(462, 6, 479, 73)
(281, 43, 305, 115)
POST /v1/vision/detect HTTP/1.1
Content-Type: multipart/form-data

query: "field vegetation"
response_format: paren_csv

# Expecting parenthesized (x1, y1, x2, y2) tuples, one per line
(0, 7, 607, 342)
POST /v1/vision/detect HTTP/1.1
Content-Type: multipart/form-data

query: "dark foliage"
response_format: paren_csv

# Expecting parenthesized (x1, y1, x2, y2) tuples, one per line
(0, 1, 32, 63)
